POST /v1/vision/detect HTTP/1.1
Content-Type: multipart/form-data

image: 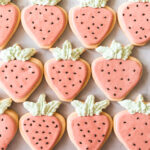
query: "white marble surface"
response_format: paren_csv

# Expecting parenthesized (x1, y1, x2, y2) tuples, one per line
(4, 0, 150, 149)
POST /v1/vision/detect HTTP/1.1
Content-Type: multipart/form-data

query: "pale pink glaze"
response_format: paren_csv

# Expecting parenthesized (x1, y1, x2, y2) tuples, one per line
(118, 2, 150, 45)
(22, 5, 66, 47)
(0, 4, 19, 46)
(0, 60, 41, 99)
(45, 59, 88, 100)
(92, 58, 142, 99)
(114, 111, 150, 150)
(21, 115, 61, 150)
(71, 7, 114, 45)
(70, 115, 110, 150)
(0, 114, 17, 150)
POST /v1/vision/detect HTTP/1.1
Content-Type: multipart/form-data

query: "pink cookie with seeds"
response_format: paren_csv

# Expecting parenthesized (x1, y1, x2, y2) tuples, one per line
(19, 94, 65, 150)
(21, 0, 67, 49)
(118, 0, 150, 46)
(44, 41, 91, 102)
(114, 94, 150, 150)
(92, 41, 142, 101)
(69, 0, 116, 49)
(0, 44, 43, 103)
(67, 95, 112, 150)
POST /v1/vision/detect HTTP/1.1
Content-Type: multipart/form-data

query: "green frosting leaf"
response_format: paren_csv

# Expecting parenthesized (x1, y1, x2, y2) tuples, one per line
(119, 94, 150, 115)
(71, 95, 110, 116)
(0, 98, 12, 114)
(96, 40, 134, 60)
(129, 0, 150, 2)
(23, 94, 61, 116)
(0, 0, 10, 5)
(52, 40, 84, 61)
(80, 0, 108, 8)
(31, 0, 61, 5)
(0, 44, 36, 62)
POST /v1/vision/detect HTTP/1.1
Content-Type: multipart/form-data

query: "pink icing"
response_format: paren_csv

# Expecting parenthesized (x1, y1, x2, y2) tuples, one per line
(0, 114, 17, 150)
(0, 4, 19, 46)
(70, 114, 110, 150)
(118, 2, 150, 45)
(114, 111, 150, 150)
(45, 59, 88, 100)
(71, 7, 114, 46)
(0, 60, 42, 99)
(92, 58, 142, 100)
(22, 5, 66, 47)
(21, 115, 61, 150)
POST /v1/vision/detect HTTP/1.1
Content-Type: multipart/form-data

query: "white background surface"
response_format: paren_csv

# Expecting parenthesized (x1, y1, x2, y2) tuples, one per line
(4, 0, 150, 149)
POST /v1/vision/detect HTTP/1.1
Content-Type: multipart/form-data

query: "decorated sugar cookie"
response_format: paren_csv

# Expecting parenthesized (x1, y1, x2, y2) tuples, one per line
(67, 95, 112, 150)
(92, 41, 142, 101)
(21, 0, 67, 49)
(0, 98, 18, 149)
(0, 44, 43, 103)
(69, 0, 116, 49)
(44, 41, 91, 102)
(118, 0, 150, 46)
(19, 94, 65, 150)
(0, 0, 20, 49)
(114, 94, 150, 150)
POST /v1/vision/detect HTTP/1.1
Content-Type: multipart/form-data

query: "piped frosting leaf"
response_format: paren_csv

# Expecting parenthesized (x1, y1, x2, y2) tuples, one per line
(80, 0, 108, 8)
(96, 40, 134, 60)
(31, 0, 61, 5)
(52, 40, 84, 61)
(0, 98, 12, 114)
(118, 94, 150, 115)
(129, 0, 150, 2)
(0, 44, 36, 62)
(71, 95, 110, 116)
(23, 94, 61, 116)
(0, 0, 11, 5)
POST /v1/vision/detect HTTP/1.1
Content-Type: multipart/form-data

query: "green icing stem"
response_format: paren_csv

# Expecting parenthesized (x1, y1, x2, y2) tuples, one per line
(0, 98, 12, 114)
(31, 0, 61, 5)
(0, 0, 11, 5)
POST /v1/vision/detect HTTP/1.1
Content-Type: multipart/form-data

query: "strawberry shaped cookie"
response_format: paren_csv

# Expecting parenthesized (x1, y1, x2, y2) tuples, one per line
(0, 98, 18, 150)
(44, 40, 91, 102)
(0, 44, 43, 103)
(114, 94, 150, 150)
(21, 0, 67, 49)
(20, 94, 65, 150)
(69, 0, 116, 49)
(0, 0, 20, 49)
(67, 95, 112, 150)
(118, 0, 150, 46)
(92, 41, 142, 101)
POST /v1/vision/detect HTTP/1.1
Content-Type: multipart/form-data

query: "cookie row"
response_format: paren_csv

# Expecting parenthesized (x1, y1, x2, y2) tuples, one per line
(0, 94, 148, 150)
(0, 41, 142, 102)
(0, 0, 149, 50)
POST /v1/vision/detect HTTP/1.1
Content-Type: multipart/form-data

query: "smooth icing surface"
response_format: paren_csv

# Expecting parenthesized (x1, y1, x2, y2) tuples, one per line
(45, 59, 88, 100)
(92, 58, 142, 100)
(22, 5, 66, 47)
(118, 2, 150, 45)
(31, 0, 61, 5)
(80, 0, 108, 8)
(71, 7, 114, 46)
(71, 95, 110, 116)
(0, 114, 17, 150)
(0, 0, 10, 5)
(0, 4, 19, 47)
(0, 98, 12, 114)
(0, 44, 36, 62)
(23, 94, 61, 116)
(96, 40, 133, 60)
(129, 0, 150, 2)
(52, 40, 84, 61)
(70, 114, 110, 150)
(21, 115, 61, 150)
(0, 60, 41, 99)
(115, 111, 150, 150)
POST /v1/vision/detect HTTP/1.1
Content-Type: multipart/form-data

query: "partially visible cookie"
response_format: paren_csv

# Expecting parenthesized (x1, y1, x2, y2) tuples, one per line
(92, 40, 142, 101)
(0, 44, 43, 103)
(19, 94, 65, 150)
